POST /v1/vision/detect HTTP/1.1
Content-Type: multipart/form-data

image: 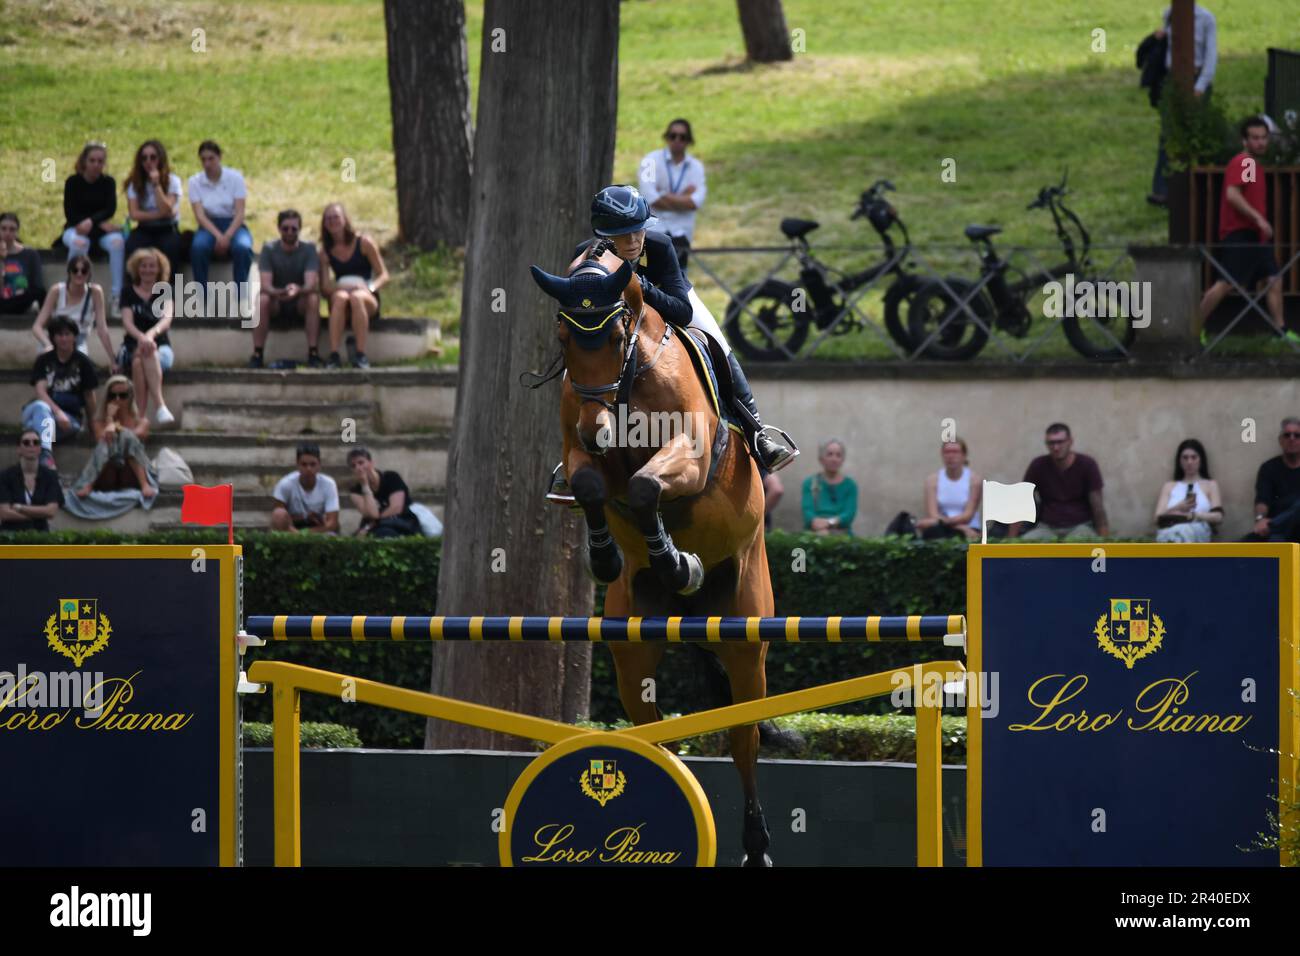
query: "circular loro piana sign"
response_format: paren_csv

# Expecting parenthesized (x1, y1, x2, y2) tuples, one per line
(500, 732, 716, 867)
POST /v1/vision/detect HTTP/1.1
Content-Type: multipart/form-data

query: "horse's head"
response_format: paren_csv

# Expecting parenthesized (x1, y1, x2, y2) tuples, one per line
(530, 248, 643, 455)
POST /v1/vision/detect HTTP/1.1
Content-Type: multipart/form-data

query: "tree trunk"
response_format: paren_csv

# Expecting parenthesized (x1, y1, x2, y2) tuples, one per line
(736, 0, 792, 63)
(426, 0, 619, 751)
(384, 0, 473, 248)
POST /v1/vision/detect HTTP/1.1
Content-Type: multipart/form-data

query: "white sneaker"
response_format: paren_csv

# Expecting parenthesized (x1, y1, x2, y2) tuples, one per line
(154, 405, 175, 426)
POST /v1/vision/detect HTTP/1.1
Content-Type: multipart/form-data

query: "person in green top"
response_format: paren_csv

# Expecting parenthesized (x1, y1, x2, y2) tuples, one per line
(801, 438, 857, 534)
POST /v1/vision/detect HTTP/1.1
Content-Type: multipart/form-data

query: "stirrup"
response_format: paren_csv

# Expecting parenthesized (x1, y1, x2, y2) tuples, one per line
(545, 462, 579, 509)
(756, 425, 799, 473)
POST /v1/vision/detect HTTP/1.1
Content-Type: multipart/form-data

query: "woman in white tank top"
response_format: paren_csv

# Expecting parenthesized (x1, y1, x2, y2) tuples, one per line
(1154, 439, 1221, 543)
(917, 438, 983, 541)
(31, 254, 117, 370)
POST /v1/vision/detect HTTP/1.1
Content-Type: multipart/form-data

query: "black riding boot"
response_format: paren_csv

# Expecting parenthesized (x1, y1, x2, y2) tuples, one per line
(726, 351, 797, 473)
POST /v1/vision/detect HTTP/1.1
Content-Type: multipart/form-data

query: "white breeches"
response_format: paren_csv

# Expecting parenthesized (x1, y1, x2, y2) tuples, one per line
(686, 287, 731, 357)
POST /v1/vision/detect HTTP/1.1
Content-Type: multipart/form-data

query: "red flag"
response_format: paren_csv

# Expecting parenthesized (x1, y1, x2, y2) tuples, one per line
(182, 484, 234, 544)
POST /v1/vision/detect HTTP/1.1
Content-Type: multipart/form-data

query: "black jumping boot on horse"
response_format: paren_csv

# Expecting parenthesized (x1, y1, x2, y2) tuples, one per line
(726, 352, 798, 473)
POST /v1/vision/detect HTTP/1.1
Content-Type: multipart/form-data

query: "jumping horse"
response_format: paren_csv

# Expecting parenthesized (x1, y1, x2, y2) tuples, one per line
(529, 247, 775, 866)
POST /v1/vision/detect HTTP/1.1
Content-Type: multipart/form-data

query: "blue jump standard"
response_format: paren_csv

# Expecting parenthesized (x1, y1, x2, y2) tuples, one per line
(244, 614, 966, 642)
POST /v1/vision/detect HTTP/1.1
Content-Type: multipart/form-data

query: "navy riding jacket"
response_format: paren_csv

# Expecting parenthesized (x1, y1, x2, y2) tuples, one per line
(574, 231, 693, 327)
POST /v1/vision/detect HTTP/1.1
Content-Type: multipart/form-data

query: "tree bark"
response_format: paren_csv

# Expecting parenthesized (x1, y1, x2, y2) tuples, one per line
(736, 0, 792, 63)
(384, 0, 473, 248)
(426, 0, 619, 750)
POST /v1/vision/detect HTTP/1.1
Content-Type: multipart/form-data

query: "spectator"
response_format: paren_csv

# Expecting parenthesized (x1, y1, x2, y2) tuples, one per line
(347, 447, 420, 538)
(23, 316, 99, 469)
(1243, 417, 1300, 543)
(1, 212, 47, 315)
(73, 375, 155, 500)
(32, 255, 117, 371)
(915, 438, 983, 541)
(123, 140, 183, 276)
(1154, 438, 1221, 542)
(638, 118, 706, 271)
(0, 430, 64, 533)
(1148, 3, 1216, 206)
(1195, 117, 1299, 345)
(271, 443, 339, 534)
(188, 140, 253, 312)
(320, 202, 387, 369)
(1012, 423, 1110, 540)
(763, 471, 784, 531)
(252, 210, 321, 368)
(119, 248, 175, 425)
(61, 142, 125, 305)
(801, 438, 857, 535)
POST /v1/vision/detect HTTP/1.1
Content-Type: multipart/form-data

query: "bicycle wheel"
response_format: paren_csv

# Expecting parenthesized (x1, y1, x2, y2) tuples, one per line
(906, 277, 992, 360)
(1061, 299, 1137, 361)
(882, 272, 923, 352)
(723, 280, 811, 361)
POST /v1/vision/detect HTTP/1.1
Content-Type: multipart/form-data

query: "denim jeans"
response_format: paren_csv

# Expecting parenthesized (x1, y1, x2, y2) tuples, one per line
(190, 216, 253, 289)
(23, 398, 82, 450)
(61, 227, 125, 301)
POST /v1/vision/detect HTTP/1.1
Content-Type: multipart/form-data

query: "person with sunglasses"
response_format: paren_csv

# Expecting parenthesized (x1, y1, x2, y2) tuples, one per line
(123, 140, 183, 276)
(31, 255, 118, 372)
(637, 119, 705, 272)
(0, 430, 64, 533)
(0, 212, 47, 316)
(72, 375, 156, 500)
(1009, 422, 1109, 540)
(252, 209, 321, 368)
(23, 316, 99, 470)
(1243, 418, 1300, 542)
(61, 142, 126, 305)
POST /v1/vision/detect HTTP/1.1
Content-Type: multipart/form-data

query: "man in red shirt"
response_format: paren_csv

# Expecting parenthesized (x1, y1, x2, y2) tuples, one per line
(1196, 116, 1296, 345)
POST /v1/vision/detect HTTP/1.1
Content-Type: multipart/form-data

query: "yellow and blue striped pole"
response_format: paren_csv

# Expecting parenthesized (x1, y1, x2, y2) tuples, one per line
(244, 614, 966, 644)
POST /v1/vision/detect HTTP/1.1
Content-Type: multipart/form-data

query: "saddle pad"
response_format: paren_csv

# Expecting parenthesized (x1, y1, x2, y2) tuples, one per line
(677, 327, 741, 433)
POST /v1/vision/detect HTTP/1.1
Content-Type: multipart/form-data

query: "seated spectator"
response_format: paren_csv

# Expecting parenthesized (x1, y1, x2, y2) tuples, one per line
(347, 447, 420, 538)
(32, 255, 118, 371)
(123, 140, 183, 275)
(1153, 439, 1222, 542)
(188, 140, 253, 312)
(252, 210, 320, 368)
(23, 317, 98, 470)
(271, 443, 339, 534)
(801, 438, 857, 535)
(916, 438, 983, 541)
(119, 248, 175, 425)
(1011, 423, 1109, 540)
(763, 471, 783, 531)
(1243, 417, 1300, 543)
(72, 375, 155, 500)
(0, 430, 64, 533)
(320, 202, 388, 369)
(61, 142, 125, 305)
(1, 212, 47, 315)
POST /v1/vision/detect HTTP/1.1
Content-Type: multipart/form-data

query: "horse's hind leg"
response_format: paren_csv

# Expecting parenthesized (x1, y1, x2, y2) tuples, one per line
(712, 642, 772, 867)
(608, 643, 668, 728)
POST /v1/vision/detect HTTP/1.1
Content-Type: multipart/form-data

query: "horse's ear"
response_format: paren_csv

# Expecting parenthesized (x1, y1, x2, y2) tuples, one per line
(529, 265, 569, 303)
(612, 258, 634, 291)
(623, 270, 644, 315)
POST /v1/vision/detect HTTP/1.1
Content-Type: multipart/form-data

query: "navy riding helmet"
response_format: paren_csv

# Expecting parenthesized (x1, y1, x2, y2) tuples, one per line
(591, 184, 659, 237)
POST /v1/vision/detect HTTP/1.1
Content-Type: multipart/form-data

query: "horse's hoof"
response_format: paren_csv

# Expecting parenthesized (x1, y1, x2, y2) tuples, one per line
(741, 853, 773, 868)
(676, 552, 704, 595)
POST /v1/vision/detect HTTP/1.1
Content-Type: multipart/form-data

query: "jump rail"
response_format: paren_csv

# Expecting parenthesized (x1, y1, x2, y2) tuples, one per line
(244, 614, 967, 644)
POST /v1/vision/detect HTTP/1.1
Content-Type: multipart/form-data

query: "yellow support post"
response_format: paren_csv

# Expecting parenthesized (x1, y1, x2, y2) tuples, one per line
(915, 703, 943, 867)
(272, 681, 302, 867)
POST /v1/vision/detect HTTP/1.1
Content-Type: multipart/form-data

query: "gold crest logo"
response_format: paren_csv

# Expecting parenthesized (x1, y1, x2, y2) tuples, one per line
(1094, 598, 1164, 669)
(579, 758, 626, 806)
(45, 598, 111, 667)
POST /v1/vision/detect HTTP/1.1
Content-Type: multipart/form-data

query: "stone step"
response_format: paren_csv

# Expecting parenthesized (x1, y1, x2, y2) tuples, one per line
(182, 399, 378, 434)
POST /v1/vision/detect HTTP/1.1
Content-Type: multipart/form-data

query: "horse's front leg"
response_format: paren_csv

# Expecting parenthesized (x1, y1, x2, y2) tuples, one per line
(626, 433, 708, 595)
(567, 450, 623, 584)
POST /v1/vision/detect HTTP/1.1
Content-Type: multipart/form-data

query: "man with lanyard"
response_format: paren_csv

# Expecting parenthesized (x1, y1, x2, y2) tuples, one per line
(638, 118, 704, 271)
(548, 184, 797, 505)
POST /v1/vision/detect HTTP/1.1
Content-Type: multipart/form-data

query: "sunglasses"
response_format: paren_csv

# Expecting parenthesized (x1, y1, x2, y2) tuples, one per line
(71, 267, 90, 276)
(1283, 432, 1300, 439)
(280, 225, 300, 233)
(20, 438, 40, 447)
(666, 132, 689, 141)
(109, 391, 130, 400)
(142, 152, 158, 160)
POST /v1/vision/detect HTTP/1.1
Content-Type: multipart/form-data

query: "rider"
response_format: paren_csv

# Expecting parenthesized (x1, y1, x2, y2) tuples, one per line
(549, 184, 797, 504)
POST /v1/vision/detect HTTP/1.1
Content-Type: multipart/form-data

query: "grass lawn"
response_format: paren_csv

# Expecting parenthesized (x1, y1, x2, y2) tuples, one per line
(1, 0, 1292, 360)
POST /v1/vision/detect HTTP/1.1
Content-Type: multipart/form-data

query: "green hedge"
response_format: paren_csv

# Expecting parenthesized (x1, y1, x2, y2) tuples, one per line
(9, 530, 969, 747)
(243, 721, 362, 748)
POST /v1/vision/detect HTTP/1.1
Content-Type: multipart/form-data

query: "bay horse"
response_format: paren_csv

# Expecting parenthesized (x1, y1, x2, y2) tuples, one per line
(529, 247, 775, 866)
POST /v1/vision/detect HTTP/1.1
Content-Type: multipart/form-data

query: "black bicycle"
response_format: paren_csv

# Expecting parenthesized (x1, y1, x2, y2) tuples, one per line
(723, 180, 921, 361)
(906, 173, 1137, 361)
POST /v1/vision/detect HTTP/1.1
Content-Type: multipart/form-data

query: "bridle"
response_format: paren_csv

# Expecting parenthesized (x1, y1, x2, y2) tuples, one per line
(557, 289, 673, 415)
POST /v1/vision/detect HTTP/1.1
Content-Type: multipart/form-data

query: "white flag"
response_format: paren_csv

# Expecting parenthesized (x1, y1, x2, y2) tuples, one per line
(982, 481, 1037, 543)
